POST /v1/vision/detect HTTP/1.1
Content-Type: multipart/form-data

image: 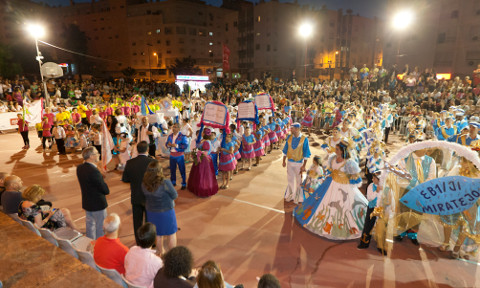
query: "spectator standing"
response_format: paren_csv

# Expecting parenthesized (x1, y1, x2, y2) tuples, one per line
(76, 147, 110, 239)
(142, 160, 178, 255)
(93, 213, 129, 274)
(122, 141, 156, 244)
(136, 116, 158, 157)
(17, 113, 29, 149)
(124, 222, 164, 288)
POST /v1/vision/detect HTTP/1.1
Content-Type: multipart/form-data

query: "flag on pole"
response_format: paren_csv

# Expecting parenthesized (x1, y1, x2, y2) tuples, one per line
(141, 96, 154, 115)
(101, 120, 114, 171)
(24, 100, 44, 124)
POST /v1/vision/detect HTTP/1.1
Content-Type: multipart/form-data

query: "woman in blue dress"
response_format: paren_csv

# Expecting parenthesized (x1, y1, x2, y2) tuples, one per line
(294, 140, 368, 240)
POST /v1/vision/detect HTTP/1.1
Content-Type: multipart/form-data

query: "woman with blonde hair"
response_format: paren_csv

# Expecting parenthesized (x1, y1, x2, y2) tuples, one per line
(142, 160, 178, 255)
(18, 184, 77, 230)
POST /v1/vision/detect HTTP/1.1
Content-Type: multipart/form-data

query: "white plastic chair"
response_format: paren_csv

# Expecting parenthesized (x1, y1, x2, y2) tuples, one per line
(56, 238, 79, 259)
(39, 228, 59, 246)
(96, 265, 128, 288)
(76, 250, 100, 272)
(72, 235, 94, 252)
(122, 275, 147, 288)
(54, 227, 82, 242)
(20, 219, 41, 236)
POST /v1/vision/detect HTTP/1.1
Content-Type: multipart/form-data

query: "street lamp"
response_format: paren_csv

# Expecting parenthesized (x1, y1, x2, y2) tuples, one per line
(391, 10, 414, 66)
(26, 23, 49, 105)
(153, 52, 159, 67)
(298, 22, 313, 81)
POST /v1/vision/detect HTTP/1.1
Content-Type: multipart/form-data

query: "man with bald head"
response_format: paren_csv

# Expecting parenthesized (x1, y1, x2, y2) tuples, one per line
(1, 175, 23, 217)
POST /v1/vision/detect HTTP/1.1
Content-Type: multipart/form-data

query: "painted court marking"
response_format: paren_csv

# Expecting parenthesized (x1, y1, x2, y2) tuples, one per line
(217, 194, 285, 214)
(73, 196, 131, 222)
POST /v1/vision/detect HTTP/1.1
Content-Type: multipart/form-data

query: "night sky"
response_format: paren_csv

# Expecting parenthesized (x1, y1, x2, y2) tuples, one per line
(33, 0, 385, 19)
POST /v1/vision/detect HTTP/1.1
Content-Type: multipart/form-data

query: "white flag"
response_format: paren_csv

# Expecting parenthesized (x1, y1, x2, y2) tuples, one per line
(101, 121, 114, 171)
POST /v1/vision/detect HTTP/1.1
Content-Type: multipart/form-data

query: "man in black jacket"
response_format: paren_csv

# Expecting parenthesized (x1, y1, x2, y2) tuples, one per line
(136, 116, 158, 157)
(122, 141, 155, 244)
(76, 146, 110, 239)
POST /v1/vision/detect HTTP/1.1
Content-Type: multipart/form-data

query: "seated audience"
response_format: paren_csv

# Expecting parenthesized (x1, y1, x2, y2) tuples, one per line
(94, 213, 129, 274)
(154, 246, 197, 288)
(257, 274, 281, 288)
(1, 175, 23, 218)
(18, 184, 77, 230)
(124, 222, 164, 288)
(0, 172, 8, 206)
(196, 261, 236, 288)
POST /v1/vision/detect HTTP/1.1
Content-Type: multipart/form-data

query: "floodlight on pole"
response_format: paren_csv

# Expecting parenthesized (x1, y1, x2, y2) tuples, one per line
(298, 22, 313, 81)
(392, 10, 414, 31)
(26, 23, 49, 106)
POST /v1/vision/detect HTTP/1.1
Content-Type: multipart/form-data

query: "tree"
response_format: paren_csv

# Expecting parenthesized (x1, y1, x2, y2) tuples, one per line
(168, 56, 201, 76)
(121, 66, 137, 81)
(0, 44, 22, 78)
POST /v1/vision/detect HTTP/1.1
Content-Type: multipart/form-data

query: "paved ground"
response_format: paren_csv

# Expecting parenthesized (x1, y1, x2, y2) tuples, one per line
(1, 130, 479, 288)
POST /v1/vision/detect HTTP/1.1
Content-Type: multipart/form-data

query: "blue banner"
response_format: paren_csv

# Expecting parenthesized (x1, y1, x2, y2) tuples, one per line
(400, 176, 480, 216)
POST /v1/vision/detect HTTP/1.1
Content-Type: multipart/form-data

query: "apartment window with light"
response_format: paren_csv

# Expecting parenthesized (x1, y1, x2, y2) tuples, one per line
(156, 29, 161, 34)
(257, 16, 261, 22)
(209, 42, 213, 46)
(209, 32, 213, 36)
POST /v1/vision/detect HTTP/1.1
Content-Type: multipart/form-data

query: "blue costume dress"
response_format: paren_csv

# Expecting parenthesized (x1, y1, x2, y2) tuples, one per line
(294, 154, 368, 240)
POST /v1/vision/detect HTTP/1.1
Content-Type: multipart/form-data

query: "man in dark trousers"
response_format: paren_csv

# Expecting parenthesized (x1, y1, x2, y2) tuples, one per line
(136, 116, 158, 157)
(122, 141, 155, 244)
(76, 146, 110, 240)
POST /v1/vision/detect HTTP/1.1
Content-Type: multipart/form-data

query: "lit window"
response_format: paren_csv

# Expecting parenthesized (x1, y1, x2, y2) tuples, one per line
(257, 16, 261, 22)
(156, 29, 161, 34)
(209, 42, 213, 46)
(209, 50, 212, 53)
(147, 31, 152, 35)
(209, 32, 213, 36)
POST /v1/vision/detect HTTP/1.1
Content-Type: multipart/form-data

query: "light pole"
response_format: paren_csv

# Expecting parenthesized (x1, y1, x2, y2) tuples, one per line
(146, 43, 153, 81)
(26, 23, 49, 106)
(298, 22, 313, 81)
(153, 52, 159, 67)
(391, 10, 414, 66)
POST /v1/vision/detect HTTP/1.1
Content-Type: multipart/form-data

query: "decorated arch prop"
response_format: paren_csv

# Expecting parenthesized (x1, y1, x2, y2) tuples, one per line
(254, 92, 275, 113)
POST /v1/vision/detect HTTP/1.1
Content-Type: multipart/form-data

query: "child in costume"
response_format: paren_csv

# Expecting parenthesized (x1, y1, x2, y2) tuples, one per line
(219, 133, 237, 189)
(301, 156, 324, 200)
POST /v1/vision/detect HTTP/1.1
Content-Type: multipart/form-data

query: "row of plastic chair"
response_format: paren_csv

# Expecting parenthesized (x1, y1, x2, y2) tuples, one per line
(18, 218, 145, 288)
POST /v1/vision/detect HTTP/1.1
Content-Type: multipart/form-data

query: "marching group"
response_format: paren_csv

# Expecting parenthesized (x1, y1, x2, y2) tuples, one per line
(2, 62, 480, 286)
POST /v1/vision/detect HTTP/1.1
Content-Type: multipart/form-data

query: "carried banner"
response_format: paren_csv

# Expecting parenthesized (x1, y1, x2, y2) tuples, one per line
(254, 93, 275, 111)
(237, 101, 257, 122)
(202, 102, 228, 127)
(400, 176, 480, 216)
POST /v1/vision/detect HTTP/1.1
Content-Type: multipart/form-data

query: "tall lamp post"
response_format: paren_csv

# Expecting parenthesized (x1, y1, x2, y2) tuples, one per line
(26, 23, 49, 106)
(153, 52, 159, 67)
(392, 10, 414, 66)
(298, 22, 313, 81)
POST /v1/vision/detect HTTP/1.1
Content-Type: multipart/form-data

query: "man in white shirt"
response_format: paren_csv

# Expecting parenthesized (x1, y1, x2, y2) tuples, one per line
(136, 116, 158, 157)
(52, 122, 66, 155)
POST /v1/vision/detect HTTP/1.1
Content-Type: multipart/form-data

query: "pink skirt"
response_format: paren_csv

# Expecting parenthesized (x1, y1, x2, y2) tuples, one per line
(268, 131, 278, 143)
(187, 153, 219, 197)
(219, 153, 236, 171)
(241, 143, 256, 159)
(262, 134, 270, 147)
(253, 141, 264, 157)
(301, 115, 313, 127)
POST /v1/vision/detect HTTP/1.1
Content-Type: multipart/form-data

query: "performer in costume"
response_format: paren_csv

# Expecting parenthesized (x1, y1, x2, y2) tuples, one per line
(253, 126, 265, 167)
(165, 123, 189, 189)
(435, 116, 456, 141)
(282, 122, 311, 204)
(219, 132, 237, 189)
(448, 122, 480, 146)
(187, 128, 219, 197)
(300, 156, 324, 201)
(358, 171, 383, 253)
(321, 127, 342, 153)
(395, 142, 437, 245)
(241, 126, 256, 171)
(294, 140, 367, 239)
